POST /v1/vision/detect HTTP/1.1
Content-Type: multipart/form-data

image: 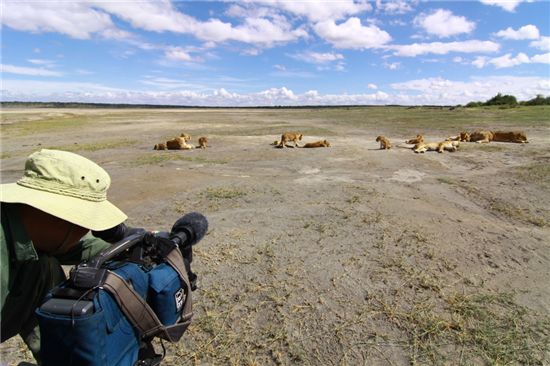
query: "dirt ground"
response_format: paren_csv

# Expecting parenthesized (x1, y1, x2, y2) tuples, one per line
(1, 107, 549, 365)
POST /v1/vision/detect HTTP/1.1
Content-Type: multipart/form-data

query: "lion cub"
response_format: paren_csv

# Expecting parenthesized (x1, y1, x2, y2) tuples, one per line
(197, 136, 208, 149)
(278, 132, 303, 148)
(153, 142, 167, 150)
(405, 135, 424, 144)
(302, 140, 331, 148)
(376, 136, 391, 149)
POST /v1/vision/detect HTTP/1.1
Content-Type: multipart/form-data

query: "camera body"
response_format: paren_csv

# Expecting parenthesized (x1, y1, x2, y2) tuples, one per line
(36, 229, 197, 366)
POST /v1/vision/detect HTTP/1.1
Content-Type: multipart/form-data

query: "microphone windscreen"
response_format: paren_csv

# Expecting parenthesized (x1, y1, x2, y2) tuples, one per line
(171, 212, 208, 246)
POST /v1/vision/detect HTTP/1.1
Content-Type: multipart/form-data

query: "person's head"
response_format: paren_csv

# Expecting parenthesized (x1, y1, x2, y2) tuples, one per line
(1, 149, 127, 253)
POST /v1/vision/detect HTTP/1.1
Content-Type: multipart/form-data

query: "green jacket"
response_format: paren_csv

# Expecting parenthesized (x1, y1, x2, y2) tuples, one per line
(0, 203, 111, 310)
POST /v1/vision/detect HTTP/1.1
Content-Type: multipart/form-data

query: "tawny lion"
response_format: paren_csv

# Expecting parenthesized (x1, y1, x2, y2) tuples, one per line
(197, 136, 208, 149)
(413, 142, 440, 153)
(180, 133, 192, 142)
(153, 142, 167, 150)
(446, 132, 470, 142)
(469, 130, 494, 143)
(166, 137, 194, 150)
(376, 136, 391, 150)
(437, 140, 460, 153)
(302, 140, 331, 148)
(492, 131, 528, 143)
(405, 135, 424, 144)
(278, 132, 303, 148)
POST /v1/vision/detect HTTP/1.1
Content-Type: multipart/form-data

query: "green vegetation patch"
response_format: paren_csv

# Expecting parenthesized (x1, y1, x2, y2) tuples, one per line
(514, 162, 550, 189)
(129, 152, 227, 166)
(47, 139, 138, 152)
(201, 187, 247, 200)
(2, 113, 90, 135)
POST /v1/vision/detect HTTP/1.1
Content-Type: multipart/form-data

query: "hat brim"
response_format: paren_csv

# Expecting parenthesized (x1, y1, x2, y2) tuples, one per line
(1, 183, 127, 231)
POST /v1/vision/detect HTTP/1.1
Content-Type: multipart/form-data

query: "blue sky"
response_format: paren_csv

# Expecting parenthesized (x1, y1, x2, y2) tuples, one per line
(1, 0, 549, 106)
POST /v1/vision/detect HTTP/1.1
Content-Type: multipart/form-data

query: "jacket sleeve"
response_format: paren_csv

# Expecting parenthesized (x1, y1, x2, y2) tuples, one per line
(55, 232, 111, 265)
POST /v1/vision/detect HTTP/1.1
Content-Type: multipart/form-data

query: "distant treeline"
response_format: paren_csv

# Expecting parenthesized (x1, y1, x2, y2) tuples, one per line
(465, 93, 550, 108)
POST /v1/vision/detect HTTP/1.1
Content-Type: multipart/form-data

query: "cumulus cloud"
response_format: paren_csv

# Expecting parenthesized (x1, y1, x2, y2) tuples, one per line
(530, 36, 550, 51)
(390, 40, 500, 57)
(1, 0, 307, 48)
(375, 0, 414, 14)
(479, 0, 527, 12)
(313, 17, 391, 49)
(413, 9, 475, 38)
(164, 47, 193, 62)
(1, 64, 63, 77)
(368, 83, 378, 89)
(472, 52, 549, 68)
(292, 51, 344, 64)
(3, 76, 549, 106)
(259, 0, 372, 22)
(495, 25, 540, 40)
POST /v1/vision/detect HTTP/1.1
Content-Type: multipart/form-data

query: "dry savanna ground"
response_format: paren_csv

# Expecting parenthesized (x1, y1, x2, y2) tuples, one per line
(1, 106, 549, 365)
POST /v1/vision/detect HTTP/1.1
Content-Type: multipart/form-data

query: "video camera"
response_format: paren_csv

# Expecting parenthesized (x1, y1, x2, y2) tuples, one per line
(36, 212, 208, 366)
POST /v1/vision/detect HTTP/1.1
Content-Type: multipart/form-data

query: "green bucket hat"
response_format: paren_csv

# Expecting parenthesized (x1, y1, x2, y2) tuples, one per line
(0, 149, 127, 231)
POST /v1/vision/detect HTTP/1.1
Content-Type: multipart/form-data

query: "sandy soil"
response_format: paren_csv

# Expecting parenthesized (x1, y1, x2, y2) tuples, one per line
(1, 107, 549, 365)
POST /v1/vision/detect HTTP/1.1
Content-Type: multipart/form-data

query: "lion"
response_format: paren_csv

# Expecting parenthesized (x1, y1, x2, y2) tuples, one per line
(180, 133, 192, 142)
(376, 135, 391, 150)
(197, 136, 208, 149)
(302, 140, 331, 148)
(437, 140, 460, 153)
(153, 142, 167, 150)
(492, 131, 528, 143)
(413, 142, 440, 153)
(446, 132, 470, 142)
(405, 135, 424, 144)
(278, 132, 303, 148)
(166, 137, 194, 150)
(469, 130, 494, 143)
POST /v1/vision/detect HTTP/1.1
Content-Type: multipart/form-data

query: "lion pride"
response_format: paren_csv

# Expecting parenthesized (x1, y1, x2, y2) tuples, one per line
(166, 137, 194, 150)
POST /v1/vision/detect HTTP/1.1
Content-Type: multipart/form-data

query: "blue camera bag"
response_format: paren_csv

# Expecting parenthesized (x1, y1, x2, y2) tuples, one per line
(36, 262, 149, 366)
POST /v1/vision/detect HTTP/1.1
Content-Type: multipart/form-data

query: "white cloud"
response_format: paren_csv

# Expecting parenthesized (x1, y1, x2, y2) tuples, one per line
(164, 47, 193, 62)
(1, 64, 63, 77)
(473, 52, 549, 68)
(390, 40, 500, 57)
(413, 9, 475, 38)
(495, 25, 540, 40)
(368, 83, 378, 89)
(3, 76, 549, 106)
(530, 36, 550, 51)
(261, 0, 372, 22)
(292, 51, 344, 64)
(383, 62, 400, 70)
(479, 0, 527, 12)
(313, 17, 391, 49)
(375, 0, 414, 14)
(1, 1, 307, 48)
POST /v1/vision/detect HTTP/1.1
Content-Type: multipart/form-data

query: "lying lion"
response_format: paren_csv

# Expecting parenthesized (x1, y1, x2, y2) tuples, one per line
(492, 131, 528, 143)
(405, 135, 424, 144)
(197, 136, 208, 149)
(278, 132, 303, 148)
(469, 130, 494, 143)
(302, 140, 331, 148)
(153, 142, 167, 150)
(180, 133, 192, 142)
(413, 142, 439, 153)
(446, 132, 470, 142)
(376, 135, 391, 150)
(437, 140, 460, 153)
(166, 137, 194, 150)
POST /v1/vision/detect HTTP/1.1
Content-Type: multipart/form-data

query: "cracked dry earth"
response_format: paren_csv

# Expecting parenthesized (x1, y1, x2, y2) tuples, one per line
(1, 107, 549, 365)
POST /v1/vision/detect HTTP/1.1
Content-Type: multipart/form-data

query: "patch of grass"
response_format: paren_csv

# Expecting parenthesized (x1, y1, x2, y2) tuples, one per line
(2, 114, 90, 135)
(129, 152, 227, 166)
(201, 187, 247, 200)
(0, 152, 12, 159)
(515, 162, 550, 189)
(47, 139, 138, 152)
(371, 291, 550, 365)
(461, 143, 506, 153)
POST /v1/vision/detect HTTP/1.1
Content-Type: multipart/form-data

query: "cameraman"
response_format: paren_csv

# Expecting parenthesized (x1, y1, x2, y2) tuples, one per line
(1, 149, 130, 364)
